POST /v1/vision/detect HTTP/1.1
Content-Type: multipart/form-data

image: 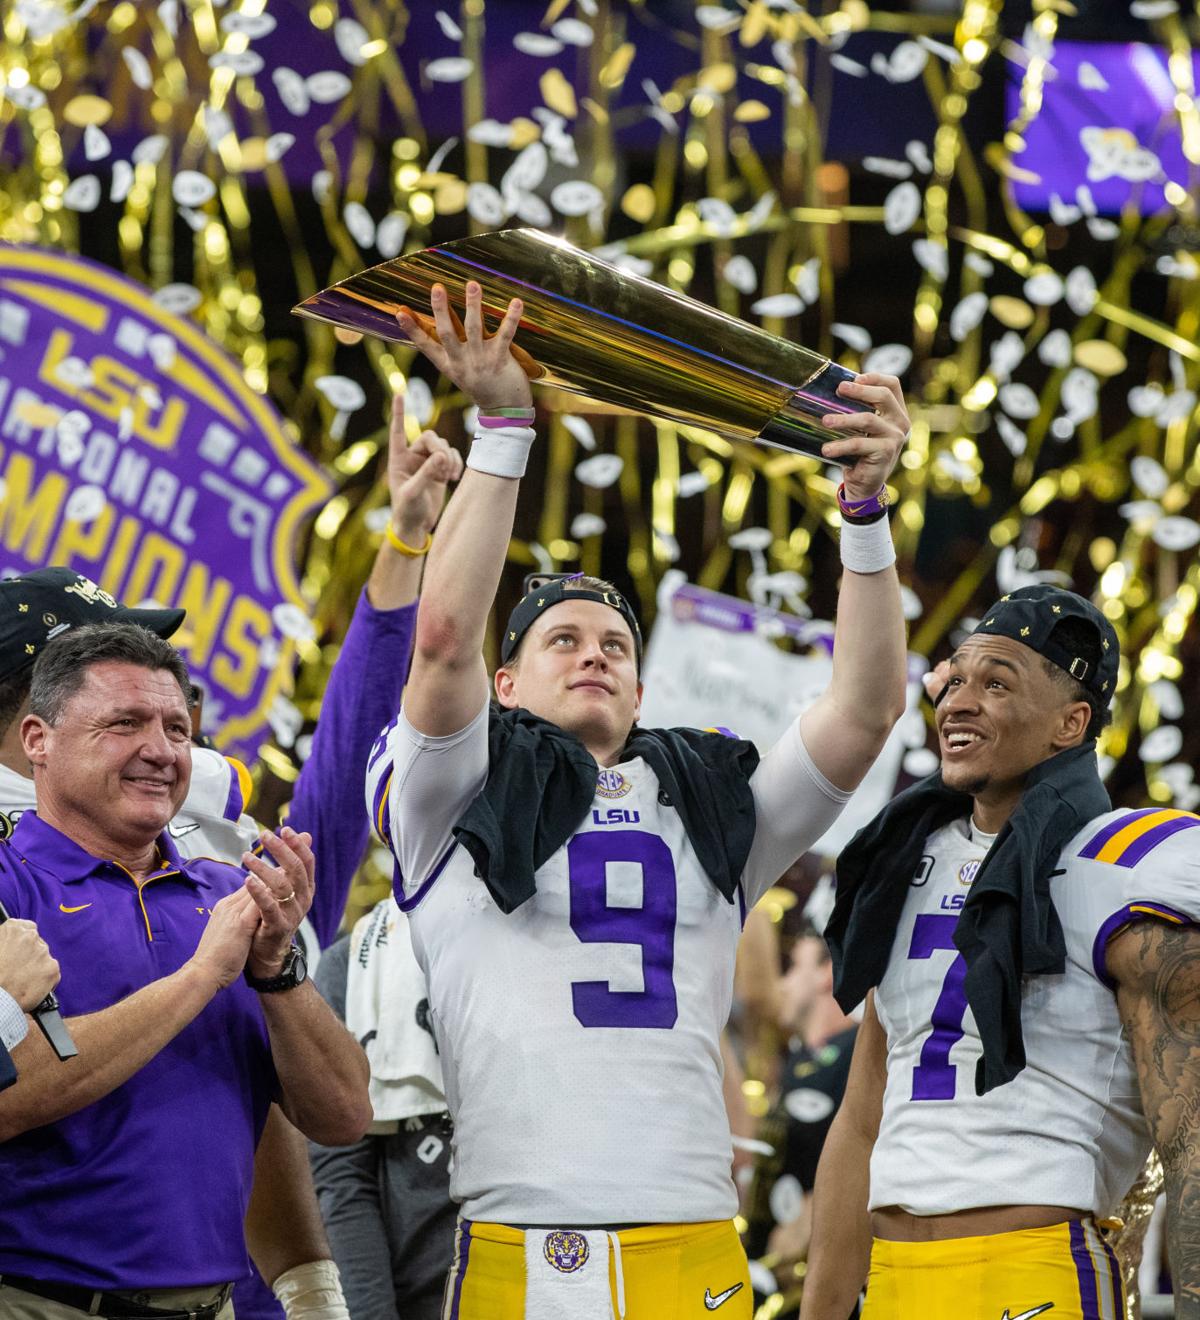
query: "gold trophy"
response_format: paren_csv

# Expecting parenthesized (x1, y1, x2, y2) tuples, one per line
(293, 227, 872, 458)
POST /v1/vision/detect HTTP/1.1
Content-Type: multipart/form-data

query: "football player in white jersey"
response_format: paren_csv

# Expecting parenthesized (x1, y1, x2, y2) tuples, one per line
(364, 281, 910, 1320)
(802, 587, 1200, 1320)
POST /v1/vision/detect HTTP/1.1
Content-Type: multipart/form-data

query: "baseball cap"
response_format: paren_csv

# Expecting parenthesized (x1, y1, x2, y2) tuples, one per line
(971, 584, 1119, 705)
(0, 567, 186, 682)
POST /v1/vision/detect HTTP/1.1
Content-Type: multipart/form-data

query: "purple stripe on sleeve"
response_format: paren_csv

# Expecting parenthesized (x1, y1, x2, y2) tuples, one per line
(395, 842, 458, 913)
(737, 884, 747, 929)
(448, 1220, 473, 1320)
(1070, 1219, 1101, 1320)
(1079, 808, 1160, 859)
(221, 761, 244, 823)
(1118, 815, 1200, 868)
(1091, 902, 1196, 989)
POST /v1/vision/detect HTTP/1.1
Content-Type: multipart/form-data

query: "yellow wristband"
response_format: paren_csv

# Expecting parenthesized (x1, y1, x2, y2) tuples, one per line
(385, 524, 433, 557)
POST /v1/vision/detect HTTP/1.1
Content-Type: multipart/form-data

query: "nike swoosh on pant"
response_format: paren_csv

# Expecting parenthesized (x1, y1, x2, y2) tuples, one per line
(704, 1283, 744, 1310)
(1001, 1304, 1054, 1320)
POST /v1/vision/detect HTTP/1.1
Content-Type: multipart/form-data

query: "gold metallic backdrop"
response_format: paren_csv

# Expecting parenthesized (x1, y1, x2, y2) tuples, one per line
(1, 0, 1193, 1311)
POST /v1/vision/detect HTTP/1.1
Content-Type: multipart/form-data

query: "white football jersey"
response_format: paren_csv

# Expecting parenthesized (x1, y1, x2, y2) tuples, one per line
(367, 703, 849, 1225)
(870, 808, 1200, 1218)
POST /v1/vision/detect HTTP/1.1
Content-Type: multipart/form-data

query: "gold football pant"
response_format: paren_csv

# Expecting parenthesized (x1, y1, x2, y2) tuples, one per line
(441, 1217, 752, 1320)
(861, 1218, 1124, 1320)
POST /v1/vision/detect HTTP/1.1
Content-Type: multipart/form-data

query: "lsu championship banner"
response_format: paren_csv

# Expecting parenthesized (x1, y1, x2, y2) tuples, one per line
(638, 575, 924, 857)
(0, 244, 331, 760)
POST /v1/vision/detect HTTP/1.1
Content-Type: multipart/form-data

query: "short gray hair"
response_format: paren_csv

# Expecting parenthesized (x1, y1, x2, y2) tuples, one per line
(29, 623, 192, 726)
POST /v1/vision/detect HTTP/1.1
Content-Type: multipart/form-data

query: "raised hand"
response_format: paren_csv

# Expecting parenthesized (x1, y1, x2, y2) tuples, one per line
(241, 827, 315, 979)
(820, 372, 910, 501)
(189, 889, 259, 990)
(396, 280, 533, 413)
(386, 395, 464, 547)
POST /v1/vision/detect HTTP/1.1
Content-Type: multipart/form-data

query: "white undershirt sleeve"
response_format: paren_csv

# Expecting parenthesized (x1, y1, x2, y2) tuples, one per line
(742, 719, 853, 908)
(387, 700, 490, 904)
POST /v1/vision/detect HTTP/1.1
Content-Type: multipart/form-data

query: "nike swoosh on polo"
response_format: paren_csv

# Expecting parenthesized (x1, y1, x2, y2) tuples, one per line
(1001, 1304, 1054, 1320)
(167, 821, 202, 837)
(59, 902, 92, 914)
(704, 1283, 744, 1310)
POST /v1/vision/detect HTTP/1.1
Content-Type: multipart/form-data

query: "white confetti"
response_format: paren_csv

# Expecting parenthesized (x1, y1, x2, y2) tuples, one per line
(335, 17, 372, 66)
(272, 603, 317, 643)
(551, 180, 604, 216)
(949, 291, 988, 342)
(906, 139, 932, 173)
(172, 171, 215, 207)
(912, 239, 948, 281)
(917, 34, 961, 64)
(1062, 368, 1098, 423)
(575, 453, 624, 488)
(513, 192, 552, 227)
(562, 415, 596, 451)
(3, 83, 47, 110)
(998, 383, 1039, 420)
(1139, 724, 1183, 763)
(426, 57, 474, 83)
(344, 201, 376, 248)
(65, 485, 106, 523)
(697, 197, 738, 235)
(996, 414, 1027, 456)
(1119, 499, 1164, 526)
(751, 293, 805, 318)
(989, 331, 1025, 381)
(1157, 389, 1196, 425)
(466, 181, 508, 226)
(722, 255, 757, 294)
(404, 376, 434, 427)
(1023, 270, 1064, 306)
(435, 10, 463, 40)
(122, 46, 153, 90)
(794, 257, 821, 305)
(1087, 216, 1120, 241)
(695, 5, 741, 32)
(863, 157, 912, 179)
(728, 527, 773, 552)
(502, 142, 548, 195)
(864, 344, 912, 376)
(376, 212, 410, 259)
(886, 41, 928, 82)
(1130, 0, 1178, 17)
(273, 67, 311, 115)
(830, 54, 869, 78)
(153, 283, 202, 315)
(654, 527, 681, 562)
(467, 119, 515, 147)
(1128, 383, 1164, 417)
(570, 513, 606, 538)
(1151, 516, 1200, 552)
(110, 160, 133, 203)
(147, 333, 176, 370)
(55, 356, 93, 389)
(209, 49, 264, 76)
(265, 132, 295, 163)
(1152, 682, 1185, 722)
(220, 10, 276, 37)
(63, 175, 101, 211)
(883, 181, 922, 235)
(677, 470, 711, 498)
(1078, 61, 1108, 92)
(551, 17, 593, 46)
(158, 0, 178, 37)
(133, 133, 170, 166)
(203, 105, 234, 150)
(1131, 455, 1169, 499)
(1038, 329, 1072, 368)
(963, 252, 994, 277)
(832, 323, 872, 353)
(513, 32, 564, 57)
(306, 71, 353, 103)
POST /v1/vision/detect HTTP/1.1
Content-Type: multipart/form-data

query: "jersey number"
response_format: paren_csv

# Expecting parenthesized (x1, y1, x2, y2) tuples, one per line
(907, 914, 969, 1100)
(567, 829, 678, 1029)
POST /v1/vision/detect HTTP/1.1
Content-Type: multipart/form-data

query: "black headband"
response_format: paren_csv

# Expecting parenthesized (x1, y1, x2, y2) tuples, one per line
(500, 574, 643, 670)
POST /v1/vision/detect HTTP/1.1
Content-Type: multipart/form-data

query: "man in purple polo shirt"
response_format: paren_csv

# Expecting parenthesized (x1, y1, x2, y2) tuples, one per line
(0, 622, 371, 1320)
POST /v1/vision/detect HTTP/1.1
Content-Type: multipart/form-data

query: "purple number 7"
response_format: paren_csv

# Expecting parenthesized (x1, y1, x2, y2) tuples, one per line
(568, 830, 678, 1029)
(908, 914, 969, 1101)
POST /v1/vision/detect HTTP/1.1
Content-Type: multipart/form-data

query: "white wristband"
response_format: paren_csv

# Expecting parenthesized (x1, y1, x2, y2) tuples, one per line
(466, 424, 536, 479)
(839, 515, 896, 574)
(273, 1260, 350, 1320)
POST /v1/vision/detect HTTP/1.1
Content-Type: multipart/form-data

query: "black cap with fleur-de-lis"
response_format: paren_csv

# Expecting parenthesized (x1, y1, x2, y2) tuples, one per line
(971, 584, 1119, 706)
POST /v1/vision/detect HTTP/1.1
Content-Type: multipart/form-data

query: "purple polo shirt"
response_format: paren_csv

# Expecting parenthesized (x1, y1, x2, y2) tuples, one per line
(0, 813, 277, 1289)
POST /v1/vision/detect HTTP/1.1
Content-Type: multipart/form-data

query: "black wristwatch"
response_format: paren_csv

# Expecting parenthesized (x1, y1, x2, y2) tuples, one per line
(245, 944, 308, 993)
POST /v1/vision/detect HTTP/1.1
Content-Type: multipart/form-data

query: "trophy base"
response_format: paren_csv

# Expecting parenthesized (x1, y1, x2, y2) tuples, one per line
(755, 362, 862, 462)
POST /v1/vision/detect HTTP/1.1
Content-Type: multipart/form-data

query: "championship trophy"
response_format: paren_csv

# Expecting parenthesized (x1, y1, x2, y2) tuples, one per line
(293, 227, 872, 458)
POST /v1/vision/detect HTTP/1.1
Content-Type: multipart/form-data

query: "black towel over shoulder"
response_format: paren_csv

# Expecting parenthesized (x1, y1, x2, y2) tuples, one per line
(451, 707, 761, 914)
(825, 742, 1110, 1095)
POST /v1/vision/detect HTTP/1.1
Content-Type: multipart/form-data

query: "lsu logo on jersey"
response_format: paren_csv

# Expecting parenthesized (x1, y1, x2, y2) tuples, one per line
(543, 1230, 589, 1273)
(595, 768, 631, 800)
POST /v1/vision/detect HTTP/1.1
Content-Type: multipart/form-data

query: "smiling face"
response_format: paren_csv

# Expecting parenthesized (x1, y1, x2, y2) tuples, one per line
(494, 597, 643, 765)
(24, 660, 193, 856)
(936, 634, 1093, 830)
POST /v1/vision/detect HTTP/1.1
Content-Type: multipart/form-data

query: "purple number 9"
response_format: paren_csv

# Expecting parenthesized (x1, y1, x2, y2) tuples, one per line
(908, 913, 969, 1101)
(568, 830, 678, 1029)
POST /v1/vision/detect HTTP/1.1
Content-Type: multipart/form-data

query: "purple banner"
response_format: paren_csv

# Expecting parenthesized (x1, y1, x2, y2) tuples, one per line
(0, 244, 330, 760)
